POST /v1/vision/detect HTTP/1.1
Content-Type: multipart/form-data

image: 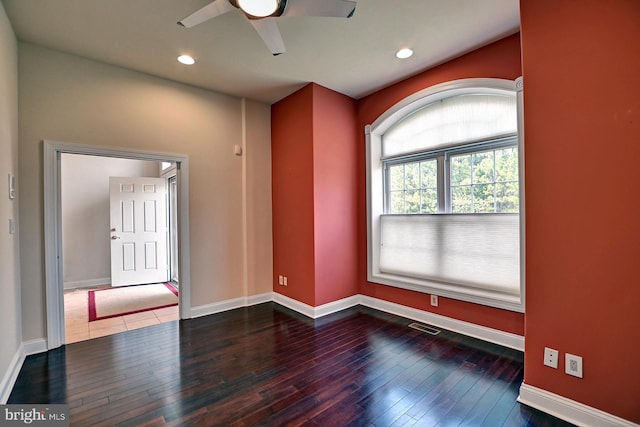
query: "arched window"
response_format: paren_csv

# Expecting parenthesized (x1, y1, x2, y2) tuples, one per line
(365, 78, 524, 312)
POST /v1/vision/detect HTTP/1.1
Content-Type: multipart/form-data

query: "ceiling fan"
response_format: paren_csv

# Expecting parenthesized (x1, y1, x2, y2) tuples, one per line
(178, 0, 357, 56)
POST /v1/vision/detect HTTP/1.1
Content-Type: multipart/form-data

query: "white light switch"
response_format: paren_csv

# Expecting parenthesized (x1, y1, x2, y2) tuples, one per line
(8, 174, 16, 199)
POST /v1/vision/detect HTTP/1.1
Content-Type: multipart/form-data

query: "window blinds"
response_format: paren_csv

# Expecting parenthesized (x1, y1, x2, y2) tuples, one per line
(379, 213, 520, 295)
(382, 94, 517, 158)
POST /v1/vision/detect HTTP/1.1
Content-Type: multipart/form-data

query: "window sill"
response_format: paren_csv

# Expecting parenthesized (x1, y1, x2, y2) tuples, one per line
(368, 271, 524, 313)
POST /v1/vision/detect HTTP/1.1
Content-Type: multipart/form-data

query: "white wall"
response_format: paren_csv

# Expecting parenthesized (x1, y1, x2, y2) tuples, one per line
(0, 1, 21, 402)
(61, 154, 159, 288)
(18, 42, 273, 342)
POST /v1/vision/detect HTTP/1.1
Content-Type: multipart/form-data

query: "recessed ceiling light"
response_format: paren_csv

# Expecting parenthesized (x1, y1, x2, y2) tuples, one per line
(177, 55, 195, 65)
(396, 48, 413, 59)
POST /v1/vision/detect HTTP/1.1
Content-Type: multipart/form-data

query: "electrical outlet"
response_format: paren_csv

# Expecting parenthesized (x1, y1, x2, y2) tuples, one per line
(278, 275, 284, 285)
(283, 276, 288, 286)
(543, 347, 559, 369)
(565, 353, 583, 378)
(430, 295, 438, 307)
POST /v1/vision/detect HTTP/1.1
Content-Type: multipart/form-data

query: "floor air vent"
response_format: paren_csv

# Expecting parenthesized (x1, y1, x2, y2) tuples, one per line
(408, 322, 441, 335)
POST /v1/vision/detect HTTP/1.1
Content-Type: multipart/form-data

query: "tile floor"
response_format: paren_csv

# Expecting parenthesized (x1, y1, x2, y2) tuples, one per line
(64, 286, 179, 344)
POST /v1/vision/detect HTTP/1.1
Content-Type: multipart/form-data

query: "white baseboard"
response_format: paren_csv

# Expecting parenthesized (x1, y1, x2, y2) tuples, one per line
(0, 344, 25, 404)
(246, 292, 272, 306)
(191, 296, 247, 318)
(518, 383, 639, 427)
(63, 277, 110, 289)
(271, 293, 360, 318)
(270, 293, 522, 351)
(314, 295, 361, 318)
(24, 339, 48, 355)
(272, 293, 315, 318)
(191, 292, 360, 320)
(359, 295, 524, 351)
(190, 292, 273, 318)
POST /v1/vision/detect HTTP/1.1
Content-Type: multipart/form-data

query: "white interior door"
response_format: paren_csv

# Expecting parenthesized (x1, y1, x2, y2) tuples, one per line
(110, 176, 168, 286)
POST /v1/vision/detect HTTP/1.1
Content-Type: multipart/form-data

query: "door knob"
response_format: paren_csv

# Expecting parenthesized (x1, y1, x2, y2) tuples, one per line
(111, 236, 120, 240)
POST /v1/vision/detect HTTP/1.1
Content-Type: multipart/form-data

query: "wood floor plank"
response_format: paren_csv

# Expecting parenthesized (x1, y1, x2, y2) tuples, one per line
(9, 303, 575, 426)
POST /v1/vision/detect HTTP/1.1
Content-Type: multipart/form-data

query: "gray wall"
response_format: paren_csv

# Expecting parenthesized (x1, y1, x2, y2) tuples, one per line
(0, 1, 21, 403)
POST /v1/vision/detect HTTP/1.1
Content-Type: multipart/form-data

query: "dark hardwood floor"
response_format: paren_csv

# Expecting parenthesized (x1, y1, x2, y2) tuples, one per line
(10, 303, 574, 426)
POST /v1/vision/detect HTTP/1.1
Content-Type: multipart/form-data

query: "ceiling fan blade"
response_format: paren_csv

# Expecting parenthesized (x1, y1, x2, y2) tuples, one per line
(283, 0, 356, 18)
(249, 18, 286, 56)
(178, 0, 235, 28)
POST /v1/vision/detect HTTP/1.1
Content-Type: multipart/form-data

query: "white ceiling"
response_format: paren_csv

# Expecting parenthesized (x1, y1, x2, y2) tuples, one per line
(3, 0, 520, 104)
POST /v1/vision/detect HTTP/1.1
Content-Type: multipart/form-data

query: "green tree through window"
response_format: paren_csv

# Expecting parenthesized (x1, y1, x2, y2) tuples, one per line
(389, 159, 438, 213)
(386, 141, 518, 214)
(450, 146, 519, 213)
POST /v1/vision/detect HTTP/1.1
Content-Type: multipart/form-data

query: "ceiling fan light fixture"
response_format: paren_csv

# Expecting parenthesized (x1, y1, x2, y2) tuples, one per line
(237, 0, 280, 17)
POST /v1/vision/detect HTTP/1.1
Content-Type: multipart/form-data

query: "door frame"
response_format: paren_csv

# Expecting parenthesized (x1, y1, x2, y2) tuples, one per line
(44, 140, 192, 349)
(164, 173, 179, 284)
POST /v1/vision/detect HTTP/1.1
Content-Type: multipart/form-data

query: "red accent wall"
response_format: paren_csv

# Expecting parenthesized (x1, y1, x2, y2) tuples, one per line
(312, 85, 359, 305)
(272, 83, 359, 306)
(356, 34, 525, 335)
(520, 0, 640, 421)
(272, 85, 316, 305)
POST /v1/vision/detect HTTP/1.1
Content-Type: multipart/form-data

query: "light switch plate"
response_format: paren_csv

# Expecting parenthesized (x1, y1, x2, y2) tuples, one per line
(8, 174, 16, 199)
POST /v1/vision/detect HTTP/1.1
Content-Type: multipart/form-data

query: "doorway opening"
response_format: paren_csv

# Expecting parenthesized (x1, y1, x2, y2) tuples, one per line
(44, 141, 191, 349)
(60, 154, 181, 342)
